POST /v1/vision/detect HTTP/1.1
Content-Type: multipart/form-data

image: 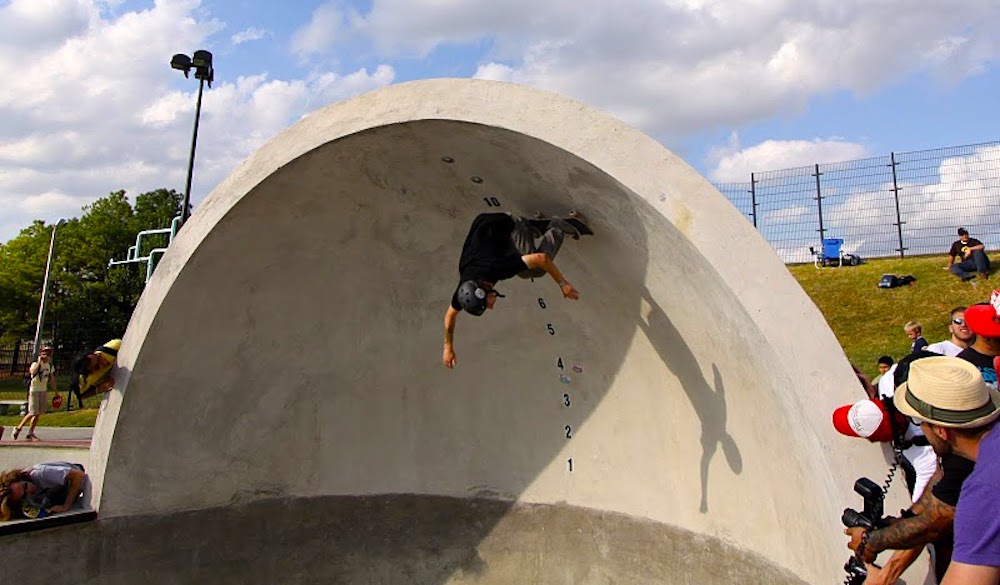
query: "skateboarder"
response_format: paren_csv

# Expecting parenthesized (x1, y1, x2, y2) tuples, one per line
(442, 212, 589, 368)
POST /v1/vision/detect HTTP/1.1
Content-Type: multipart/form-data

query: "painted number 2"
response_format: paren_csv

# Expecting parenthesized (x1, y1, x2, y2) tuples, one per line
(483, 197, 501, 207)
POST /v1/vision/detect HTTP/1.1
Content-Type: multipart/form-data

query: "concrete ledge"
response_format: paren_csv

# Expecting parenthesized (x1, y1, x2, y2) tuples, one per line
(0, 495, 806, 585)
(0, 508, 95, 537)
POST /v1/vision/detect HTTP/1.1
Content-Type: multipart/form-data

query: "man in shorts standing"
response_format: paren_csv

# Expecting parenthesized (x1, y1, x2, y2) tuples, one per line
(13, 347, 61, 441)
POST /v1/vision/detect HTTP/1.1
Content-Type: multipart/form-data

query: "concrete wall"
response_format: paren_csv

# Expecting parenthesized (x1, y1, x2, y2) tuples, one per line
(78, 79, 915, 584)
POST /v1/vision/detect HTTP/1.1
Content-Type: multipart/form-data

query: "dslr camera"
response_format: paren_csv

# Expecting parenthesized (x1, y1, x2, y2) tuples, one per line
(841, 477, 888, 585)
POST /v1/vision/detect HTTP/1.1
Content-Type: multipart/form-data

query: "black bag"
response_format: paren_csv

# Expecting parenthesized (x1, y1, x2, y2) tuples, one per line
(878, 274, 916, 289)
(878, 274, 899, 288)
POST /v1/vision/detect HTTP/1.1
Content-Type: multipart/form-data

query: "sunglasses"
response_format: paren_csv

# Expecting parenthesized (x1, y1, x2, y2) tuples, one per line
(952, 318, 966, 325)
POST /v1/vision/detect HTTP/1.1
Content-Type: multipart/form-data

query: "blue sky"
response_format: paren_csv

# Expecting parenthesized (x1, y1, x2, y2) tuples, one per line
(1, 0, 997, 242)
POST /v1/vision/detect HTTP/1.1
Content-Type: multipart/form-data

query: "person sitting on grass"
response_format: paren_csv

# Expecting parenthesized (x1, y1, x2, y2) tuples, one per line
(0, 462, 87, 520)
(947, 227, 991, 282)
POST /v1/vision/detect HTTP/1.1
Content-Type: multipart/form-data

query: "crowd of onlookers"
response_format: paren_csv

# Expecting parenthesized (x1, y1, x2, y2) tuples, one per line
(836, 230, 1000, 585)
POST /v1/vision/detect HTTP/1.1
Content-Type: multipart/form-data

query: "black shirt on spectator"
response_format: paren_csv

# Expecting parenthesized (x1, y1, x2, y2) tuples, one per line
(949, 238, 983, 258)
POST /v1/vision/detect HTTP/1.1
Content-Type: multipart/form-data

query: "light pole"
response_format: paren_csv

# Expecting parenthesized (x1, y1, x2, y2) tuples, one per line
(170, 50, 214, 226)
(31, 219, 67, 356)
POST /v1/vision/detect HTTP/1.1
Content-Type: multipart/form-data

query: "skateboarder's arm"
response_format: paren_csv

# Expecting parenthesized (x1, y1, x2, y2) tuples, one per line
(443, 305, 459, 368)
(523, 253, 579, 300)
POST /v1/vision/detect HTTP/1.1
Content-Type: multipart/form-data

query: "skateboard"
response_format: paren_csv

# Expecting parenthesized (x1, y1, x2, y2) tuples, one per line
(525, 211, 594, 240)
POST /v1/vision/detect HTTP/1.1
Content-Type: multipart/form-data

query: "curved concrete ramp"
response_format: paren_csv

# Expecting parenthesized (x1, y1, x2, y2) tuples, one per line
(9, 80, 906, 584)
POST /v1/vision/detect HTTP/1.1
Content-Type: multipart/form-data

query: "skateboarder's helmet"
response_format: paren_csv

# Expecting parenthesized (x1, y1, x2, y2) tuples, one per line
(457, 280, 489, 316)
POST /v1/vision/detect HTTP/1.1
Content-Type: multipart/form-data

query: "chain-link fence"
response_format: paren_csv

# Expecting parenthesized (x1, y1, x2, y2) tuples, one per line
(713, 141, 1000, 264)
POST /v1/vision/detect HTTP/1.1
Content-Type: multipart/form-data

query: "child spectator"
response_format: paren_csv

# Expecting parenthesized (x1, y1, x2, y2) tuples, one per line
(872, 355, 894, 386)
(904, 321, 929, 353)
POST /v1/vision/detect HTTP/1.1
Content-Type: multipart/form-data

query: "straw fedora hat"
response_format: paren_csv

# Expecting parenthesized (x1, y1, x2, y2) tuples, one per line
(894, 356, 1000, 429)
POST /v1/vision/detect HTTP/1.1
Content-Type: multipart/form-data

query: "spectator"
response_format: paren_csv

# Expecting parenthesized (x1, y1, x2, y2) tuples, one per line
(71, 339, 121, 401)
(0, 462, 86, 520)
(845, 351, 974, 584)
(947, 227, 991, 282)
(893, 356, 1000, 585)
(12, 346, 61, 441)
(873, 355, 894, 386)
(957, 300, 1000, 388)
(877, 358, 938, 502)
(926, 307, 976, 358)
(904, 321, 929, 353)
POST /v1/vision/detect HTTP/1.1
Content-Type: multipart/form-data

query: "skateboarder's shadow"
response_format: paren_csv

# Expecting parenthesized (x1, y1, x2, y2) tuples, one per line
(637, 289, 743, 514)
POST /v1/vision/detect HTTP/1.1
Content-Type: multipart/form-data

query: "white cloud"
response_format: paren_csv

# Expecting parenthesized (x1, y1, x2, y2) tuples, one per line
(231, 26, 268, 46)
(291, 2, 341, 58)
(0, 1, 395, 243)
(358, 0, 1000, 138)
(707, 133, 870, 182)
(19, 190, 81, 215)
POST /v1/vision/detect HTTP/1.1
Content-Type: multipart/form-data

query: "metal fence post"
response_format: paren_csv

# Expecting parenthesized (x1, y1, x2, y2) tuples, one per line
(813, 164, 825, 240)
(889, 152, 906, 258)
(749, 172, 758, 228)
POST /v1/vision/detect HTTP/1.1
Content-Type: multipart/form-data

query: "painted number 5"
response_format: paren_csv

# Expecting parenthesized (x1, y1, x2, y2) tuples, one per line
(547, 324, 555, 335)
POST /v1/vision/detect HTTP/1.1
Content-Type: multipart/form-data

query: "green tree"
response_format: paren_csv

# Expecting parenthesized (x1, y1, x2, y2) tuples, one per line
(0, 188, 184, 351)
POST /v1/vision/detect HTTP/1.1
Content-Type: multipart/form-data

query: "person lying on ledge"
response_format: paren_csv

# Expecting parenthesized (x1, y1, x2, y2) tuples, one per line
(0, 462, 87, 520)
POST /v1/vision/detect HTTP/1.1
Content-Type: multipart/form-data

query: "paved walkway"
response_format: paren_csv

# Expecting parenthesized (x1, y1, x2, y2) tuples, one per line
(0, 426, 93, 445)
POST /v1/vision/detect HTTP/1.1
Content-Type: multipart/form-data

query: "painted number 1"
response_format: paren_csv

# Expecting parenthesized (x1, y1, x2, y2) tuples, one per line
(567, 458, 573, 472)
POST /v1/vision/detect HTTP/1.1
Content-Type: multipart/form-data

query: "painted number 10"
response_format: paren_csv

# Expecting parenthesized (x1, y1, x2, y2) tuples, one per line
(483, 197, 501, 207)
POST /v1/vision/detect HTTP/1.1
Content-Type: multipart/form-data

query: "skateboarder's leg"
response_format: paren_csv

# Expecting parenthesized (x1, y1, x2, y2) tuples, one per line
(537, 218, 579, 259)
(508, 214, 540, 256)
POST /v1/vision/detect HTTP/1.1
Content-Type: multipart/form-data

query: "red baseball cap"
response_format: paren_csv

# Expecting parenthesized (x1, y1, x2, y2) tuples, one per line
(832, 399, 895, 443)
(965, 291, 1000, 338)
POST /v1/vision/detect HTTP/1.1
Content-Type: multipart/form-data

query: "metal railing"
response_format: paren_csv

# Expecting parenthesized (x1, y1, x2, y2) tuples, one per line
(713, 141, 1000, 264)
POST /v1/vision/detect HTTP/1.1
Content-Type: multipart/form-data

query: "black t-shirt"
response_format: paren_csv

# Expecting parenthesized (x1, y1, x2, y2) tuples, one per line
(931, 454, 974, 507)
(929, 454, 975, 550)
(957, 347, 999, 388)
(450, 213, 528, 310)
(949, 238, 983, 258)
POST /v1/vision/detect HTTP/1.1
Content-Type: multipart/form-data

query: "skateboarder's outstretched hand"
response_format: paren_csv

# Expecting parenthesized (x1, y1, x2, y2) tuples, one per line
(561, 281, 579, 300)
(443, 346, 457, 368)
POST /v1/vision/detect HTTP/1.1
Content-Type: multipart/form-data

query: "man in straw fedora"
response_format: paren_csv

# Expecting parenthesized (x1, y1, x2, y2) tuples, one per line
(893, 355, 1000, 585)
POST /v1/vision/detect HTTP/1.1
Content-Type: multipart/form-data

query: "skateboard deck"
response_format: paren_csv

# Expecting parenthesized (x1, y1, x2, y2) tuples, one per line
(525, 212, 594, 238)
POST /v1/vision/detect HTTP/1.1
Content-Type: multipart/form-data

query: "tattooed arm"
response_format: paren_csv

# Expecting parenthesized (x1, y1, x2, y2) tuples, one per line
(847, 465, 955, 565)
(866, 472, 955, 553)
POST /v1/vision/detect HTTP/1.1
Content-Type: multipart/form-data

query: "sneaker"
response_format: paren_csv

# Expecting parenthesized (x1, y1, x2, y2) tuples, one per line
(12, 427, 21, 440)
(548, 217, 581, 240)
(981, 272, 990, 280)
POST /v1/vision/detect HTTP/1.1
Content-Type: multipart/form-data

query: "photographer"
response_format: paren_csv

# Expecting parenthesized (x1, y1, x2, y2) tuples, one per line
(895, 355, 1000, 584)
(845, 453, 972, 584)
(842, 352, 973, 583)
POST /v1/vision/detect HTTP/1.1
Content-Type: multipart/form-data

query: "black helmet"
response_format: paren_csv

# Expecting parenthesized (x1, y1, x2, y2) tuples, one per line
(457, 280, 488, 316)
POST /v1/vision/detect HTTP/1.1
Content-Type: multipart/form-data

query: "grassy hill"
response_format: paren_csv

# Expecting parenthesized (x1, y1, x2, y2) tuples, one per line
(788, 254, 989, 375)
